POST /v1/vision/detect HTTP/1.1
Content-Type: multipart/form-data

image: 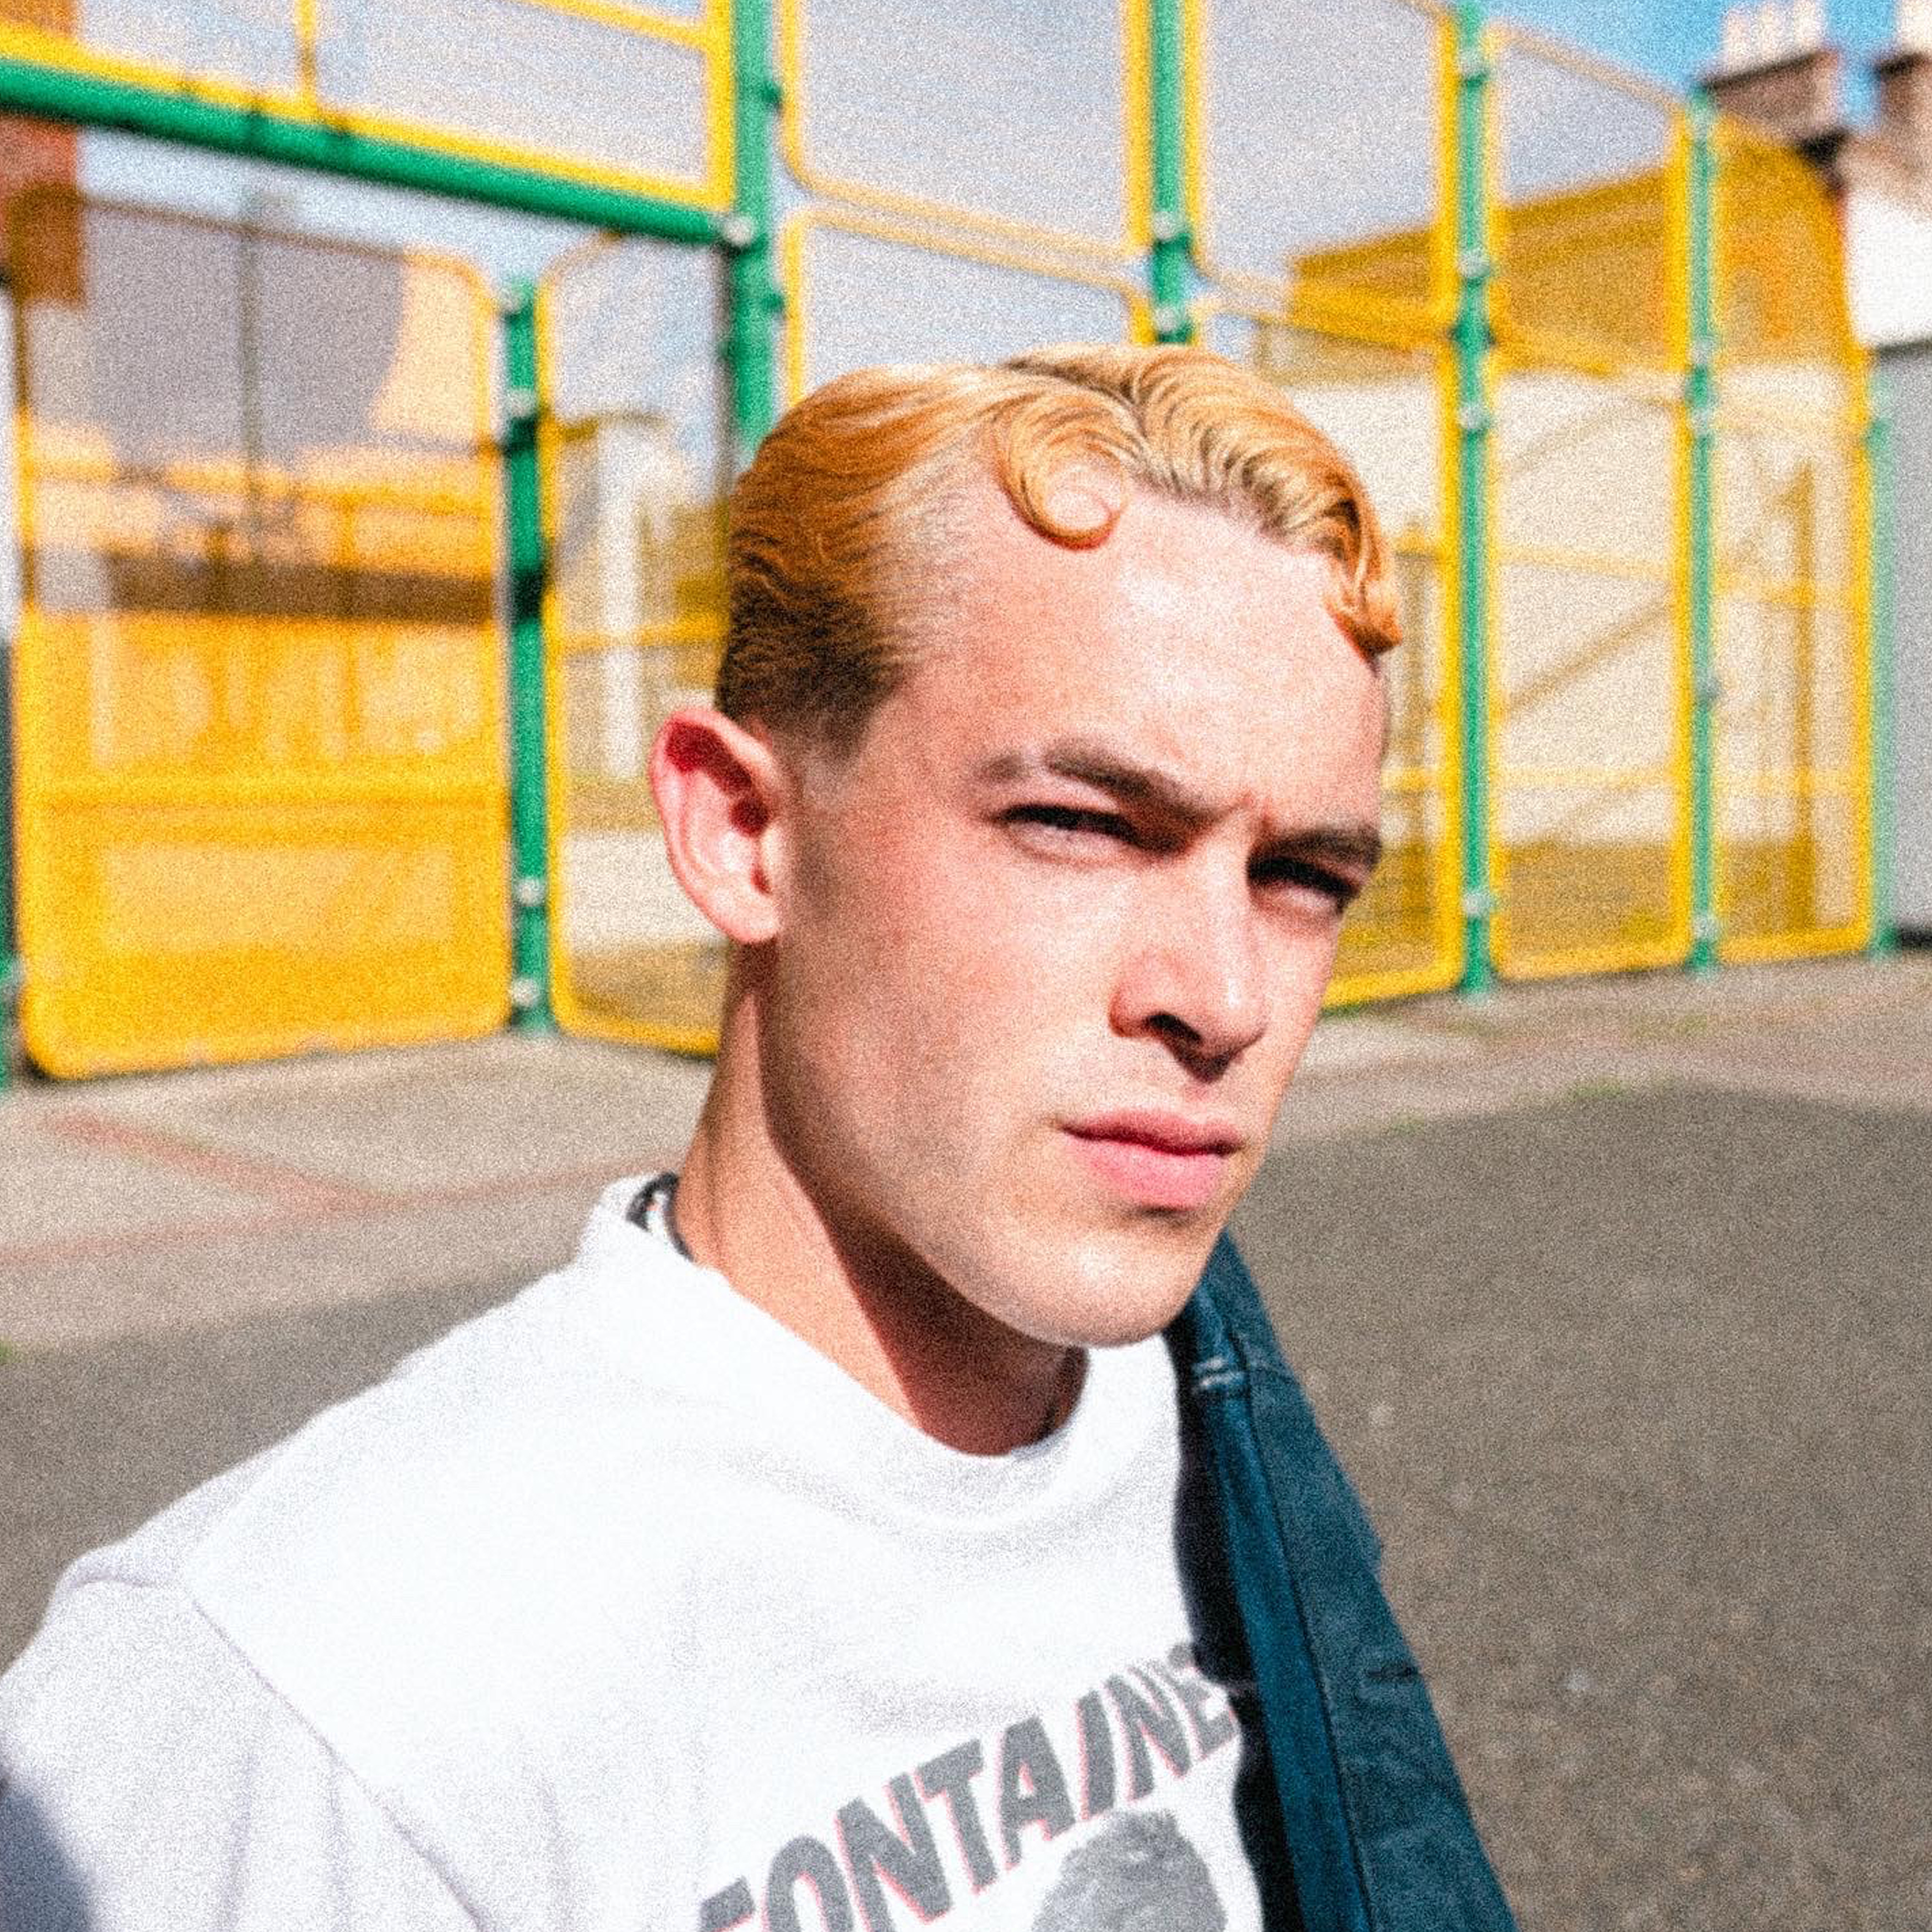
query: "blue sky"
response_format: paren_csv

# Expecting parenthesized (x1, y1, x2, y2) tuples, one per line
(1496, 0, 1898, 116)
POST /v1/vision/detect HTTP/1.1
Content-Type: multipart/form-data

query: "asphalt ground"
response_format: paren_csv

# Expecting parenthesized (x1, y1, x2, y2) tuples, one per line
(3, 954, 1930, 1931)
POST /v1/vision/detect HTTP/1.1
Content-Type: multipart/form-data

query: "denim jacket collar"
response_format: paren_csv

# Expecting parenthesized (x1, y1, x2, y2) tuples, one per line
(1167, 1236, 1519, 1932)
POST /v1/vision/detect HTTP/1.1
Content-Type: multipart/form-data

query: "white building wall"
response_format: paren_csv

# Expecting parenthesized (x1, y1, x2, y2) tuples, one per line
(1845, 190, 1932, 349)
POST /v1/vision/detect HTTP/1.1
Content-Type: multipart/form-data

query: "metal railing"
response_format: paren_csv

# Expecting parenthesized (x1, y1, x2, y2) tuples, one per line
(0, 0, 1884, 1079)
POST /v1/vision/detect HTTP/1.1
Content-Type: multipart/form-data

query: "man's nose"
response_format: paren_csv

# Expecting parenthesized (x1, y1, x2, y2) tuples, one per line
(1110, 871, 1270, 1071)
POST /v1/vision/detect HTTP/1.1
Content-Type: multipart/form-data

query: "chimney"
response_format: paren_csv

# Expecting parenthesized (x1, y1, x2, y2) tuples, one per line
(1872, 0, 1932, 183)
(1705, 1, 1846, 145)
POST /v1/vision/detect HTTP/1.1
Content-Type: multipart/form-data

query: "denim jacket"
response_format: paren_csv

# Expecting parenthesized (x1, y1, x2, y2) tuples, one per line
(1168, 1235, 1519, 1932)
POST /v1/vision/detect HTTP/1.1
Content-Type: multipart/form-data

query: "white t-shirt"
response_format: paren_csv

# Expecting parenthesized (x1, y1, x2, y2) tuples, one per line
(0, 1180, 1266, 1932)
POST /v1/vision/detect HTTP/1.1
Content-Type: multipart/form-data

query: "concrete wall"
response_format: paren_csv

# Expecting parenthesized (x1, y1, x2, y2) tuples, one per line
(1885, 338, 1932, 933)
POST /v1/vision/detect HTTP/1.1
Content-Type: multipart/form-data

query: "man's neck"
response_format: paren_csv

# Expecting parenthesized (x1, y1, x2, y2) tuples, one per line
(673, 1021, 1082, 1457)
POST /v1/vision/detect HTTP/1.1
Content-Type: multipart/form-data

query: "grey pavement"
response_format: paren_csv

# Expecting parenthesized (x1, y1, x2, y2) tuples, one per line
(3, 951, 1930, 1930)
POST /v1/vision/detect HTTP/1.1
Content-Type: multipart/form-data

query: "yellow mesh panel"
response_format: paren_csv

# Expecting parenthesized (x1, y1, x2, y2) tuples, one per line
(1492, 359, 1690, 977)
(1718, 786, 1862, 958)
(1711, 126, 1869, 961)
(1485, 26, 1702, 979)
(1201, 309, 1459, 1002)
(1194, 0, 1449, 330)
(1715, 422, 1867, 958)
(778, 0, 1136, 258)
(1715, 120, 1858, 406)
(0, 0, 728, 206)
(1492, 31, 1684, 373)
(10, 193, 507, 1076)
(538, 234, 730, 1053)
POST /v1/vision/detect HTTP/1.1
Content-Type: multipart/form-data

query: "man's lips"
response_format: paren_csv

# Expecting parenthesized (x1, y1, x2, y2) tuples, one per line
(1063, 1111, 1244, 1212)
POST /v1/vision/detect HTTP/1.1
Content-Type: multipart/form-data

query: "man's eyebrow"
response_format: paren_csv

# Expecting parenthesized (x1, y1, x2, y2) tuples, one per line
(1265, 823, 1384, 876)
(974, 741, 1383, 872)
(974, 741, 1223, 824)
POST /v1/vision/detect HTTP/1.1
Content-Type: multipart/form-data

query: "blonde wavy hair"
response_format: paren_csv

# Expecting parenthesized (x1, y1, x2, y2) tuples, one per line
(718, 342, 1400, 756)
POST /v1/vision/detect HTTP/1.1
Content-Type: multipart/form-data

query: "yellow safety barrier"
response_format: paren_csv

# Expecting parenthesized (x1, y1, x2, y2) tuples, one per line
(778, 0, 1145, 266)
(1713, 412, 1870, 960)
(0, 0, 731, 209)
(1485, 41, 1694, 979)
(1713, 121, 1862, 408)
(1198, 299, 1462, 1005)
(1488, 358, 1692, 979)
(1711, 119, 1870, 962)
(1189, 0, 1456, 338)
(537, 232, 734, 1053)
(9, 192, 507, 1076)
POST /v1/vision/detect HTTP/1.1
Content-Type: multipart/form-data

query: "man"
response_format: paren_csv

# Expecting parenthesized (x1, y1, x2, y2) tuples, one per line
(0, 345, 1515, 1930)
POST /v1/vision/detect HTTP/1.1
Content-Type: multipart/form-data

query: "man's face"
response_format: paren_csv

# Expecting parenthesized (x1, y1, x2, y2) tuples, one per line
(759, 478, 1386, 1350)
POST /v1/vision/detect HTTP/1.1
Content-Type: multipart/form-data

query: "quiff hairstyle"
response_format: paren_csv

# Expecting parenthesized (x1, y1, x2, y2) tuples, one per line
(718, 342, 1400, 757)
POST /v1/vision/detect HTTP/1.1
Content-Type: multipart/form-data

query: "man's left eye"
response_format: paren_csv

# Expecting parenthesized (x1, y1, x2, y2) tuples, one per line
(1006, 804, 1134, 841)
(1255, 858, 1360, 911)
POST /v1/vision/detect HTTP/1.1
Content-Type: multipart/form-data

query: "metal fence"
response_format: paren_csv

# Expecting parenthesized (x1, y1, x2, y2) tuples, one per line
(1487, 35, 1691, 979)
(7, 191, 507, 1075)
(538, 232, 731, 1052)
(0, 0, 1881, 1075)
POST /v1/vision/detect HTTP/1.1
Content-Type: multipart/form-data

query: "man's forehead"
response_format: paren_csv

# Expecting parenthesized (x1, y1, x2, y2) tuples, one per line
(860, 476, 1387, 791)
(938, 485, 1346, 649)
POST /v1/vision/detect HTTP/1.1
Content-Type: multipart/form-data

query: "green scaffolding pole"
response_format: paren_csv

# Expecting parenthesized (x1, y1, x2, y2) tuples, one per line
(1149, 0, 1192, 343)
(1687, 99, 1720, 974)
(1453, 1, 1495, 996)
(501, 283, 554, 1031)
(0, 54, 720, 242)
(725, 0, 782, 466)
(1867, 372, 1897, 957)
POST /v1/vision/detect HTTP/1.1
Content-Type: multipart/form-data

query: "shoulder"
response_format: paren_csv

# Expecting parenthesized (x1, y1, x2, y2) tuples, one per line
(16, 1186, 738, 1784)
(2, 1187, 747, 1915)
(1, 1579, 478, 1930)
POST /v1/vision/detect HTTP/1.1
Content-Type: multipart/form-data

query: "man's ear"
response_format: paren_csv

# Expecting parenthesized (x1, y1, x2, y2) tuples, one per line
(649, 707, 791, 945)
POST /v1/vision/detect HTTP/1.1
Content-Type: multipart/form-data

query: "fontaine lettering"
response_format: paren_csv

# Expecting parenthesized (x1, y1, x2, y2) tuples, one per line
(697, 1650, 1241, 1930)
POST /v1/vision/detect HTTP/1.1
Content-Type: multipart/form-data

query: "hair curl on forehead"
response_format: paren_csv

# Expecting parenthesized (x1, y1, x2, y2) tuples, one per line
(716, 343, 1400, 759)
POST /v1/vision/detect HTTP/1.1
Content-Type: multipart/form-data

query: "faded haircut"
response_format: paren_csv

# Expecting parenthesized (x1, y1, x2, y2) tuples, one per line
(717, 342, 1400, 758)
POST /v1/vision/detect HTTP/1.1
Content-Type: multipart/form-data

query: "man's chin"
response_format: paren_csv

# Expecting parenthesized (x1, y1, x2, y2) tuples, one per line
(974, 1223, 1223, 1352)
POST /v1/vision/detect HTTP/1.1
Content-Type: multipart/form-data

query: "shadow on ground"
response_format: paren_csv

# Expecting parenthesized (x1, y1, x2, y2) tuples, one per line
(1235, 1086, 1932, 1932)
